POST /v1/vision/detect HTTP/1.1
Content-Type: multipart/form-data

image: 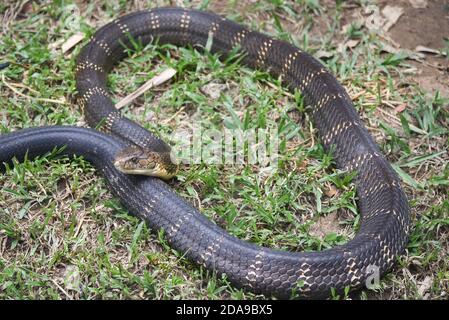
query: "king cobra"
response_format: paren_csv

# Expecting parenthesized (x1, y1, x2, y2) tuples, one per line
(0, 7, 410, 298)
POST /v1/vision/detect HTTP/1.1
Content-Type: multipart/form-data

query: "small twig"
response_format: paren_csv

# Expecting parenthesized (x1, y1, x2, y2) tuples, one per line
(1, 74, 67, 105)
(377, 107, 401, 125)
(74, 214, 85, 238)
(6, 81, 40, 95)
(116, 68, 176, 109)
(61, 32, 85, 54)
(160, 106, 186, 125)
(351, 90, 367, 100)
(51, 279, 72, 299)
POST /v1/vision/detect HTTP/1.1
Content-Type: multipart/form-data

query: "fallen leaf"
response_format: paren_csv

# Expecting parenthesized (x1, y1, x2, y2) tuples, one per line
(337, 39, 360, 53)
(315, 49, 334, 59)
(200, 82, 227, 99)
(346, 39, 360, 48)
(19, 1, 34, 16)
(408, 0, 428, 9)
(325, 185, 338, 197)
(378, 43, 425, 61)
(382, 5, 404, 32)
(364, 5, 404, 32)
(417, 276, 433, 298)
(415, 45, 446, 56)
(296, 159, 309, 172)
(48, 38, 65, 51)
(364, 5, 386, 31)
(394, 104, 407, 113)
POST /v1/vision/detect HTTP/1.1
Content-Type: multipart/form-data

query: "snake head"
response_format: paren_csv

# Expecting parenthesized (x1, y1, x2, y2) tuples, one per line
(113, 145, 178, 180)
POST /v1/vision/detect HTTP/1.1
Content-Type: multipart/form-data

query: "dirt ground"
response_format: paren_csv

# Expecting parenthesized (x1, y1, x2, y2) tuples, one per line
(212, 0, 449, 97)
(387, 0, 449, 97)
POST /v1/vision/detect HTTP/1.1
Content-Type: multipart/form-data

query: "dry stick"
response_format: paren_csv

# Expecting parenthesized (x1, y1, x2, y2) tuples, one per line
(74, 214, 86, 238)
(61, 32, 85, 54)
(116, 68, 176, 109)
(351, 90, 367, 100)
(50, 279, 72, 299)
(1, 74, 67, 105)
(377, 107, 427, 135)
(161, 106, 186, 125)
(6, 81, 40, 95)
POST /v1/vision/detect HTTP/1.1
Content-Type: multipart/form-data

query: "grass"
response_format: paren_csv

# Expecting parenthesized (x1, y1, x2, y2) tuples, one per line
(0, 0, 448, 299)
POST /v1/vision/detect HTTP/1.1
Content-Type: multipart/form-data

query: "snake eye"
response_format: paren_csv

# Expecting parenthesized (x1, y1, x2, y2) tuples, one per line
(132, 157, 140, 164)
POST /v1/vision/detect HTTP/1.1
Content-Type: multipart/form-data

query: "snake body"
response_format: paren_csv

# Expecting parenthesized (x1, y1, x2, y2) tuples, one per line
(0, 8, 410, 298)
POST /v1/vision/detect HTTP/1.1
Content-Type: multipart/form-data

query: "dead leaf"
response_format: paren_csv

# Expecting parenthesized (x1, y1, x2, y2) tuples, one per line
(364, 5, 404, 32)
(378, 43, 425, 61)
(364, 5, 386, 31)
(20, 1, 34, 16)
(325, 185, 338, 197)
(337, 39, 360, 53)
(200, 82, 227, 99)
(415, 45, 446, 56)
(48, 38, 65, 51)
(315, 49, 334, 59)
(408, 0, 428, 9)
(296, 159, 309, 172)
(382, 5, 404, 32)
(394, 104, 407, 113)
(417, 276, 433, 298)
(346, 39, 360, 48)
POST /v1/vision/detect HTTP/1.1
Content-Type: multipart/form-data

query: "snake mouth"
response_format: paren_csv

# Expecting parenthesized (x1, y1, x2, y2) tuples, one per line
(114, 159, 176, 180)
(113, 145, 177, 179)
(113, 159, 152, 175)
(115, 166, 155, 176)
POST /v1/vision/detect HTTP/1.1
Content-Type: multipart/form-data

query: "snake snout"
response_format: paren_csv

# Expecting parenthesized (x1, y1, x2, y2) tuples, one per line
(113, 145, 177, 180)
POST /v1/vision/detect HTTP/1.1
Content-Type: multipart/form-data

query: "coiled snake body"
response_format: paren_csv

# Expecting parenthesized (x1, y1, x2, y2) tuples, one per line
(0, 8, 410, 298)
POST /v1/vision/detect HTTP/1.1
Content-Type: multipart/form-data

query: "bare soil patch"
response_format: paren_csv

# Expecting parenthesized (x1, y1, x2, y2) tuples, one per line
(387, 0, 449, 97)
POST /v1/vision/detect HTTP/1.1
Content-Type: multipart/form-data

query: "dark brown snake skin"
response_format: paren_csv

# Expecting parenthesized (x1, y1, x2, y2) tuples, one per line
(74, 7, 411, 298)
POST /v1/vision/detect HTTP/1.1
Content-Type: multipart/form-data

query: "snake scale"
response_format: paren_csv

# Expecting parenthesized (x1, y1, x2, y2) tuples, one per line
(0, 7, 410, 298)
